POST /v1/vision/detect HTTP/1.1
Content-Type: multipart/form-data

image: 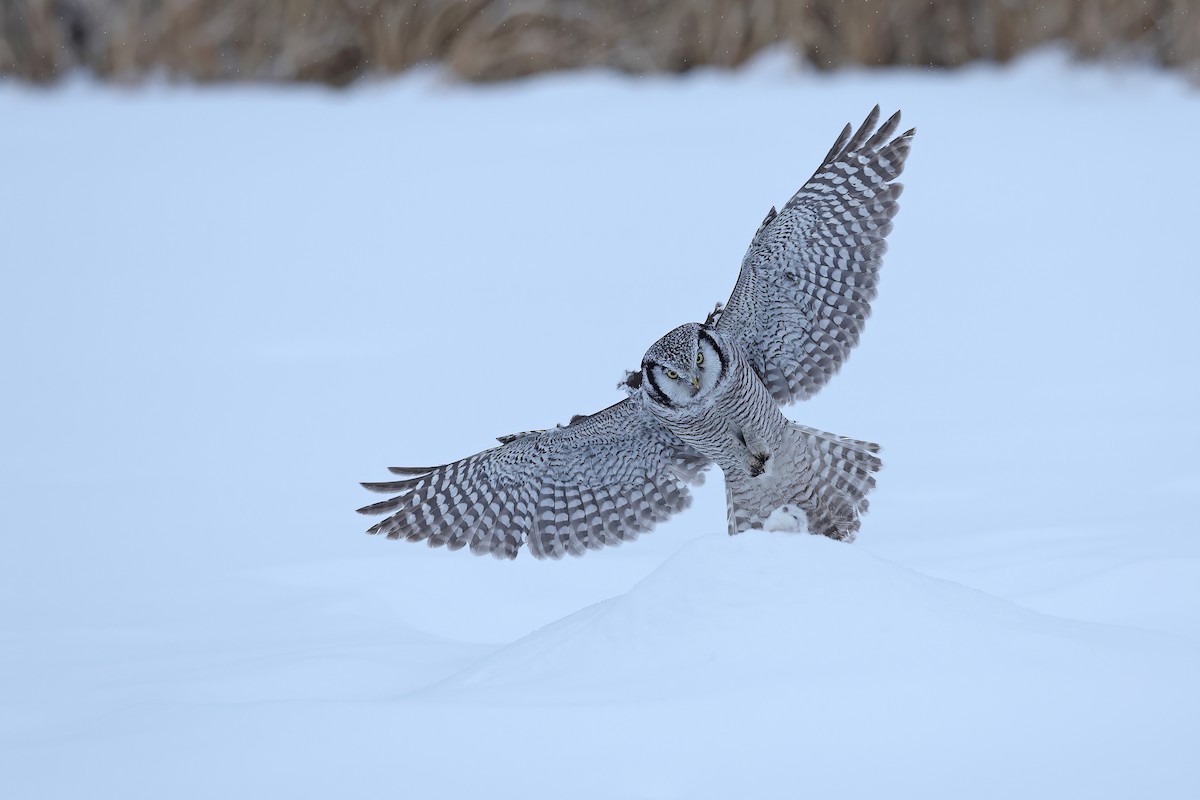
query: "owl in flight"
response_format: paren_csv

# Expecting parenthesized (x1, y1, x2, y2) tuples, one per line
(359, 106, 914, 559)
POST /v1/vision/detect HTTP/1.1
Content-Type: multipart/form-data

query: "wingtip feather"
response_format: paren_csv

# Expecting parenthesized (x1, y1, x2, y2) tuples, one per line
(387, 465, 436, 476)
(361, 476, 425, 494)
(357, 495, 408, 515)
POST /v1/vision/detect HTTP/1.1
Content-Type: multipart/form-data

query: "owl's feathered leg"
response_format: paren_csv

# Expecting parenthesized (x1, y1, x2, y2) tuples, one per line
(743, 431, 772, 477)
(727, 421, 773, 479)
(726, 424, 881, 542)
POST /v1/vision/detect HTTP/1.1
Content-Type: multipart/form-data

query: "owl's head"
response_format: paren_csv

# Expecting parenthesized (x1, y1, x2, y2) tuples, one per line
(640, 323, 724, 407)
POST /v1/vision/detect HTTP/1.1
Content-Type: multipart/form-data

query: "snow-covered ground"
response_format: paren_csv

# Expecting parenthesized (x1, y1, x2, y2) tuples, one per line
(2, 50, 1198, 798)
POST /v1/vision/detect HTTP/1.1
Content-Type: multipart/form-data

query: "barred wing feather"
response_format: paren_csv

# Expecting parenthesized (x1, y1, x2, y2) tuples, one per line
(357, 399, 710, 560)
(716, 106, 915, 404)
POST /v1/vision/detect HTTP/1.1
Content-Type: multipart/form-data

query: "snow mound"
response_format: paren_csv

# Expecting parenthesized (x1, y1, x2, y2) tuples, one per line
(410, 535, 1200, 797)
(396, 534, 1200, 796)
(439, 533, 1194, 700)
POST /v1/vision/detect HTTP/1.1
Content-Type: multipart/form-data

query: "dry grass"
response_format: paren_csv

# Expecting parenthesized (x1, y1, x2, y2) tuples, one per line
(1, 0, 1196, 85)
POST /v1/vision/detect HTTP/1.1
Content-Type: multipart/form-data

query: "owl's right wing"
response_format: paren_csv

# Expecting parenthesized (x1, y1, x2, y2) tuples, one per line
(716, 106, 914, 405)
(357, 398, 710, 560)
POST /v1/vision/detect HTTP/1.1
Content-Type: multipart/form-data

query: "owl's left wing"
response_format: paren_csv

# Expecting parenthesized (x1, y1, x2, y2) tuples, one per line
(357, 398, 710, 560)
(716, 106, 914, 405)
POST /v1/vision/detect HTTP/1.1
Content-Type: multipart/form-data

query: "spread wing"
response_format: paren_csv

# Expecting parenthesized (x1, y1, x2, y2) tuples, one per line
(357, 398, 710, 560)
(716, 106, 915, 404)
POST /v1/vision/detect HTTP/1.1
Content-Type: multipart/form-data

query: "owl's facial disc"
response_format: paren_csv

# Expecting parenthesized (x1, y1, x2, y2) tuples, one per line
(642, 324, 723, 407)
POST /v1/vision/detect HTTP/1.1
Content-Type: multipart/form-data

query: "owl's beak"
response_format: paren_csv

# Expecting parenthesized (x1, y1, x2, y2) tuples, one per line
(691, 376, 701, 389)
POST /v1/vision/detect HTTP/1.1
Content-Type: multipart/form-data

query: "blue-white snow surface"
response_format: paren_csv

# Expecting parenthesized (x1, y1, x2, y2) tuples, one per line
(2, 51, 1199, 799)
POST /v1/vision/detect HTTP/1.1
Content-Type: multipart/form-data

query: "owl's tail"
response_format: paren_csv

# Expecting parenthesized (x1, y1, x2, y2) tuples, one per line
(726, 425, 882, 542)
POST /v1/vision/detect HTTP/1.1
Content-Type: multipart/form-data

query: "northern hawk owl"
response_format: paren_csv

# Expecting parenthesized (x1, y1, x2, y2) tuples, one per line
(359, 106, 914, 559)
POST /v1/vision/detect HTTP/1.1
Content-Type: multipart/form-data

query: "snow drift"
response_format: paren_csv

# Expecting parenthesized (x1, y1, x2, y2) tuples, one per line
(408, 534, 1200, 799)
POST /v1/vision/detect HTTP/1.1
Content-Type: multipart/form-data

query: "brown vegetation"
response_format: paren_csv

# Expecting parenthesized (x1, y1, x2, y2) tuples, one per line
(1, 0, 1196, 85)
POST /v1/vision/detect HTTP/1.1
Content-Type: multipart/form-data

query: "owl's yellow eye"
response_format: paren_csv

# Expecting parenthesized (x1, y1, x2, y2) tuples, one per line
(665, 370, 679, 380)
(696, 352, 704, 365)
